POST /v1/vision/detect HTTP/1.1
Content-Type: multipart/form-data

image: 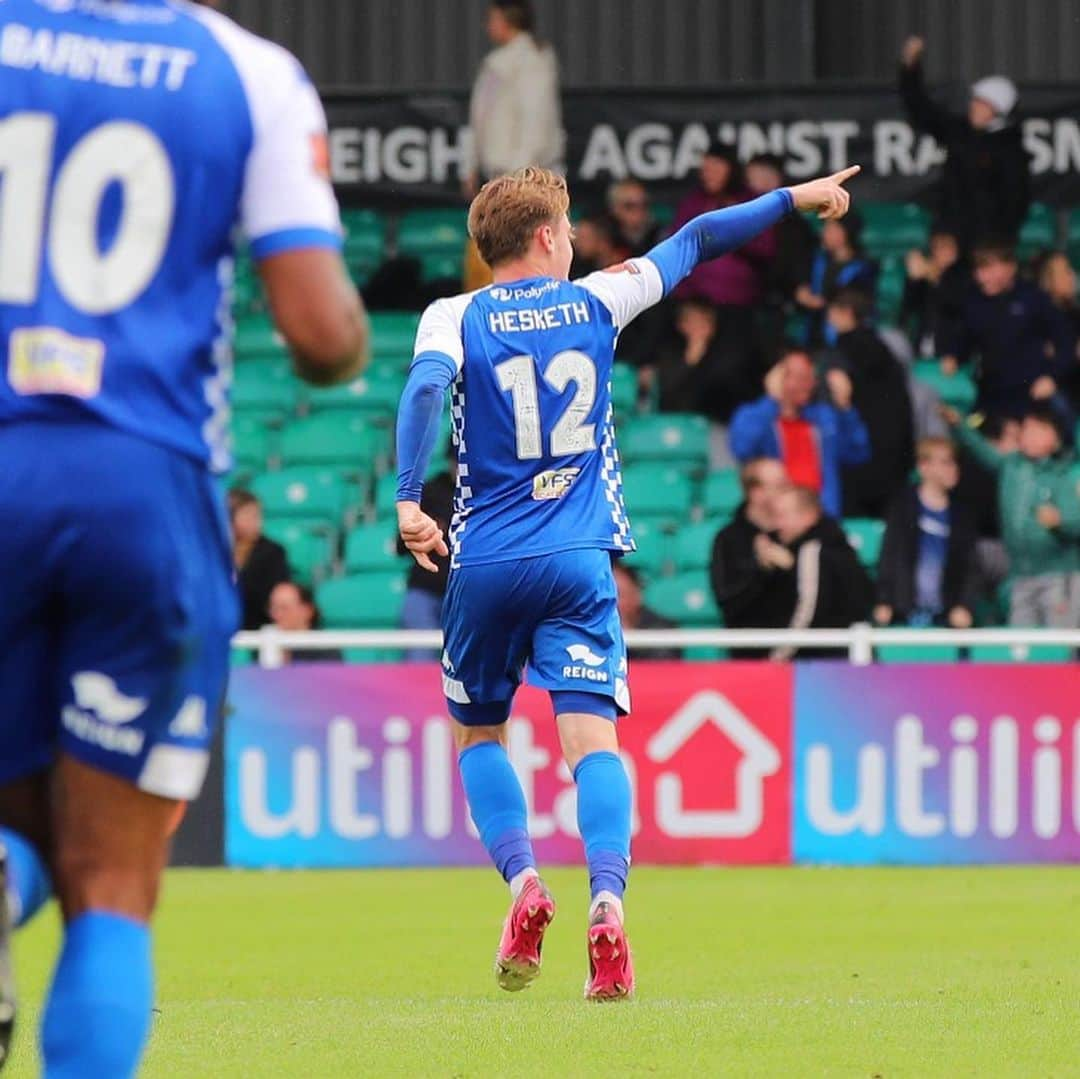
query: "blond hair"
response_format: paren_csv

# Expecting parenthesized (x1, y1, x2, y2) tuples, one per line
(917, 436, 956, 463)
(467, 167, 570, 268)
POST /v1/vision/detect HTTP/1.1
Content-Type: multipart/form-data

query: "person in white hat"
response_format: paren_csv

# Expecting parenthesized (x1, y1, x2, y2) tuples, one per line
(899, 36, 1031, 253)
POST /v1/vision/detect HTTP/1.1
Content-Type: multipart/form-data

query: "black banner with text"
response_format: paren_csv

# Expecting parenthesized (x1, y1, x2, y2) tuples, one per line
(324, 84, 1080, 209)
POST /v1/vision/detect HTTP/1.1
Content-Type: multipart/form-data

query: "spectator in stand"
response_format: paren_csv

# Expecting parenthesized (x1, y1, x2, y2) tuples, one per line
(769, 485, 874, 661)
(825, 289, 915, 517)
(671, 141, 775, 356)
(900, 228, 968, 357)
(875, 438, 978, 629)
(398, 463, 455, 661)
(230, 489, 290, 631)
(709, 458, 795, 657)
(463, 0, 563, 197)
(267, 582, 343, 663)
(745, 153, 816, 315)
(1035, 251, 1080, 410)
(953, 414, 1019, 604)
(569, 215, 621, 278)
(946, 403, 1080, 627)
(942, 242, 1074, 418)
(606, 179, 662, 258)
(612, 562, 682, 661)
(795, 211, 876, 346)
(729, 347, 870, 519)
(898, 35, 1030, 252)
(647, 298, 757, 453)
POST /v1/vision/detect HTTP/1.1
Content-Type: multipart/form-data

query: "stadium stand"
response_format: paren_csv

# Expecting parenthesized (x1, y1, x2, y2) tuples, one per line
(230, 199, 1080, 656)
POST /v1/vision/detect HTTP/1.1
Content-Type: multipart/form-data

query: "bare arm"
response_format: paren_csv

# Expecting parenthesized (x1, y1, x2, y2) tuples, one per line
(258, 249, 369, 385)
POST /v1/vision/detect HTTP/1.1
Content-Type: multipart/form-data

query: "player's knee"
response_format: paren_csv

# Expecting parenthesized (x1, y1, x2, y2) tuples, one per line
(556, 712, 619, 772)
(52, 836, 163, 923)
(453, 722, 508, 753)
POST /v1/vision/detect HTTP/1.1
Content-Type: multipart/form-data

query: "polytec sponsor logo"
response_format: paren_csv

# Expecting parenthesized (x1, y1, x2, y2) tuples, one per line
(794, 665, 1080, 863)
(225, 663, 792, 867)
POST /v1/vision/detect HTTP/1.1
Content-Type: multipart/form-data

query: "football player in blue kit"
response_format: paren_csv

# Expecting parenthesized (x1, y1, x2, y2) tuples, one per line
(396, 163, 858, 1000)
(0, 0, 367, 1072)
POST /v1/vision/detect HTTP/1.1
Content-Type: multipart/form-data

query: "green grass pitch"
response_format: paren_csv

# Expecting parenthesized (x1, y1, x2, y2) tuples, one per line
(7, 866, 1079, 1076)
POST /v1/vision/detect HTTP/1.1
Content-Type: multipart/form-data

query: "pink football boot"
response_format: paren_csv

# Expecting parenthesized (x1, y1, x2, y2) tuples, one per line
(584, 901, 634, 1002)
(494, 876, 556, 992)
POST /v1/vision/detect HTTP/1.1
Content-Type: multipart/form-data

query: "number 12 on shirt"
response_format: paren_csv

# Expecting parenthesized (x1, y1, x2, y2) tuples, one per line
(494, 350, 598, 460)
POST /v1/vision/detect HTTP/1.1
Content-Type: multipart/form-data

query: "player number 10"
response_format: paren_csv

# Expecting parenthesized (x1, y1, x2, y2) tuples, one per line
(495, 350, 598, 460)
(0, 112, 175, 314)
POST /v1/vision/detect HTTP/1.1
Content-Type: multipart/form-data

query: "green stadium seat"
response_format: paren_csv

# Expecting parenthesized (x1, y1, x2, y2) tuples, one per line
(369, 312, 421, 363)
(344, 521, 401, 573)
(912, 360, 977, 413)
(372, 472, 399, 517)
(397, 208, 468, 257)
(232, 357, 296, 416)
(343, 647, 406, 664)
(279, 413, 387, 470)
(611, 363, 638, 416)
(262, 518, 336, 584)
(644, 571, 719, 627)
(418, 252, 464, 283)
(877, 641, 961, 663)
(673, 519, 727, 573)
(341, 209, 387, 284)
(619, 413, 709, 470)
(317, 571, 407, 628)
(303, 371, 405, 419)
(651, 202, 676, 229)
(252, 467, 354, 522)
(1017, 202, 1056, 257)
(969, 644, 1072, 663)
(622, 464, 693, 526)
(1066, 209, 1080, 261)
(876, 254, 906, 323)
(702, 469, 743, 519)
(843, 517, 885, 570)
(232, 415, 277, 472)
(860, 202, 930, 256)
(233, 318, 287, 361)
(622, 516, 670, 579)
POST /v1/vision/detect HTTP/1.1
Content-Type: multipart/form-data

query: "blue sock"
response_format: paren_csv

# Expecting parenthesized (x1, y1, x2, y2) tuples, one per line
(41, 912, 153, 1079)
(574, 751, 631, 900)
(0, 827, 52, 928)
(459, 742, 536, 884)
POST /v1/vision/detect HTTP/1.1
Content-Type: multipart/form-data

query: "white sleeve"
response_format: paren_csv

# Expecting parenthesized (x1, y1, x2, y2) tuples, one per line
(414, 295, 470, 374)
(576, 257, 665, 331)
(195, 9, 342, 260)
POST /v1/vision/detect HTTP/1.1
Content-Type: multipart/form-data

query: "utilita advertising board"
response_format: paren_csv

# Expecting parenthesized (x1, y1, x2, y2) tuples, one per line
(225, 663, 1078, 868)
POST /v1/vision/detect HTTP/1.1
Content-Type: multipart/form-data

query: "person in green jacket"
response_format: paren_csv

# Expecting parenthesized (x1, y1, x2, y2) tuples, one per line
(946, 403, 1080, 626)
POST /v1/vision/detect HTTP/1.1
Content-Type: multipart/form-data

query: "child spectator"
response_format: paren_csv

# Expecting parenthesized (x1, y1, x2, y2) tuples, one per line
(795, 211, 876, 345)
(941, 242, 1073, 418)
(875, 438, 979, 628)
(825, 289, 914, 517)
(900, 229, 968, 357)
(946, 404, 1080, 627)
(729, 347, 869, 519)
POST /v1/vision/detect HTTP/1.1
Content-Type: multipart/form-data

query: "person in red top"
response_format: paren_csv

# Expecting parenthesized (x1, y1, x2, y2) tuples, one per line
(729, 348, 870, 517)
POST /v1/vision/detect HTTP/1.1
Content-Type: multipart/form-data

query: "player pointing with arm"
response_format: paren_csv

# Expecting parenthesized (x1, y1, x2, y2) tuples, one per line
(396, 162, 858, 1000)
(0, 1, 365, 1073)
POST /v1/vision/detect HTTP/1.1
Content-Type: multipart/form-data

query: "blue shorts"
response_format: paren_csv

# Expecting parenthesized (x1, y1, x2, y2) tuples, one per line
(0, 420, 239, 800)
(441, 548, 629, 725)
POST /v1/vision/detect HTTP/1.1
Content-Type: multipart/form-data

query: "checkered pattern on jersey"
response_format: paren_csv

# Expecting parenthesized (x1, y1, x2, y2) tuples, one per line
(599, 391, 633, 551)
(447, 371, 473, 569)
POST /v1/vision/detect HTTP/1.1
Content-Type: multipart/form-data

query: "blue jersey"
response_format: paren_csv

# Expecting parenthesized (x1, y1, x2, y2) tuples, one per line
(413, 261, 665, 566)
(0, 0, 341, 471)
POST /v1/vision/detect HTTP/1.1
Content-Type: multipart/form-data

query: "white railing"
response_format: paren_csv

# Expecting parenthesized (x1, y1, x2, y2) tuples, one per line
(233, 625, 1080, 669)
